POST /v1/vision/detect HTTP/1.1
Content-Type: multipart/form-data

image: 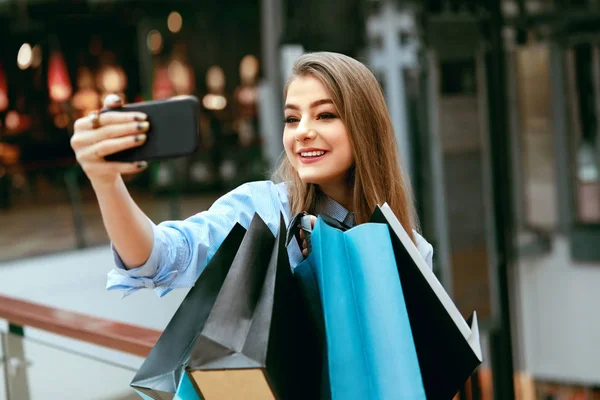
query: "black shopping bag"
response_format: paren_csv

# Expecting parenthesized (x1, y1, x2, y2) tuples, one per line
(130, 223, 247, 400)
(180, 214, 321, 400)
(370, 203, 482, 399)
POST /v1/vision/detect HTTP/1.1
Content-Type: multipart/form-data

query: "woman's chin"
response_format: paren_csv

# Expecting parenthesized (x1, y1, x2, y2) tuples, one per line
(298, 174, 325, 186)
(299, 174, 339, 187)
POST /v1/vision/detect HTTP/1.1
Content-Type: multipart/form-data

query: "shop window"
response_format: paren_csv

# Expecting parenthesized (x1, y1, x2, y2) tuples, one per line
(514, 44, 558, 231)
(564, 43, 600, 261)
(569, 45, 600, 224)
(437, 56, 493, 321)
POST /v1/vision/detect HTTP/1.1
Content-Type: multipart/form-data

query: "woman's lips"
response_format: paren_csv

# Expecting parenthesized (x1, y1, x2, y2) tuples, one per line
(298, 151, 328, 164)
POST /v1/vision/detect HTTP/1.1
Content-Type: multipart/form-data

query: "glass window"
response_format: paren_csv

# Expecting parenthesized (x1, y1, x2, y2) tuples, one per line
(566, 44, 600, 224)
(437, 56, 492, 321)
(514, 44, 558, 230)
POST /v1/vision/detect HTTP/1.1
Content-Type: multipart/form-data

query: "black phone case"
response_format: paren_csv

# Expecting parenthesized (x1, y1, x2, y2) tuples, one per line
(104, 96, 200, 162)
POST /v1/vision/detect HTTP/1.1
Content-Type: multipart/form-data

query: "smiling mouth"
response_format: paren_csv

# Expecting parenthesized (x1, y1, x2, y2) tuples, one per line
(299, 150, 327, 158)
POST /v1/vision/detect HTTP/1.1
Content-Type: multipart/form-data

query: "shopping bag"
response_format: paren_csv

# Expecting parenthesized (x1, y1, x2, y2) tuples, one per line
(370, 203, 483, 399)
(176, 213, 321, 400)
(130, 223, 247, 400)
(294, 217, 427, 400)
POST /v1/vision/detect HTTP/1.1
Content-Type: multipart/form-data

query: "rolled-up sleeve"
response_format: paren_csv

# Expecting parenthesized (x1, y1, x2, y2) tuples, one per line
(106, 181, 284, 297)
(106, 220, 189, 297)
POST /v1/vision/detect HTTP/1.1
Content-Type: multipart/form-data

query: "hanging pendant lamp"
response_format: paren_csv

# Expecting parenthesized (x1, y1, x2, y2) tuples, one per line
(48, 51, 72, 102)
(0, 62, 8, 112)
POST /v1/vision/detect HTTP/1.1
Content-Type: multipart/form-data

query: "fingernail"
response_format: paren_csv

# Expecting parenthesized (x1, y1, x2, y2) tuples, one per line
(137, 121, 150, 131)
(136, 161, 148, 169)
(134, 134, 147, 143)
(134, 114, 147, 122)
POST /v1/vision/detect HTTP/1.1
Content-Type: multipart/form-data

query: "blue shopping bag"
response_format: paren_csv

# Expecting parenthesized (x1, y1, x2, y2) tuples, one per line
(294, 217, 427, 400)
(173, 373, 198, 400)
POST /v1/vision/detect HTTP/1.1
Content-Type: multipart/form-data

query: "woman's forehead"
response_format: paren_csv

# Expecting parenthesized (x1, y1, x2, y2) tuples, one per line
(286, 75, 331, 101)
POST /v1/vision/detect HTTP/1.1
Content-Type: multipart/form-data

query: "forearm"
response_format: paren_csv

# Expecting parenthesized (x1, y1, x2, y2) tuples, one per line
(93, 176, 154, 269)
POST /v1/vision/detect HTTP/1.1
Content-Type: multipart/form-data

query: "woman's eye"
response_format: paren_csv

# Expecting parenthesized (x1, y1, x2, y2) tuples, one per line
(284, 116, 299, 124)
(318, 113, 336, 120)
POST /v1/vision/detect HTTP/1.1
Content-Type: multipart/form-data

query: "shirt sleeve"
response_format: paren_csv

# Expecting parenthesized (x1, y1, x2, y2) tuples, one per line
(106, 181, 284, 297)
(414, 231, 434, 270)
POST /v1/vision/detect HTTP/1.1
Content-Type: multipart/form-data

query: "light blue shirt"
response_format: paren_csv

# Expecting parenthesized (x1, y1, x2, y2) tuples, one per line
(107, 180, 434, 297)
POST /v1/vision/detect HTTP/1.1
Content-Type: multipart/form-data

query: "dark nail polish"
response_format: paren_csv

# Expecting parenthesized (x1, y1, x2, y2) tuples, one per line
(134, 114, 147, 122)
(134, 134, 147, 143)
(137, 121, 150, 131)
(136, 161, 148, 169)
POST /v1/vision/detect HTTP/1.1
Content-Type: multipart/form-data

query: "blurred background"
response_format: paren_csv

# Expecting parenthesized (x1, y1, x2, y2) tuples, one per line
(0, 0, 599, 398)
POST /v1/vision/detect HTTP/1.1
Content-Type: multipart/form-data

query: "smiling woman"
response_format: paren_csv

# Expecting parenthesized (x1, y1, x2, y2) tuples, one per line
(70, 51, 433, 299)
(276, 52, 417, 237)
(282, 76, 354, 209)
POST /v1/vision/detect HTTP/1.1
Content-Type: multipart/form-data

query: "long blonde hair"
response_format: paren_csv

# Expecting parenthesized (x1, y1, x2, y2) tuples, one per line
(273, 52, 418, 240)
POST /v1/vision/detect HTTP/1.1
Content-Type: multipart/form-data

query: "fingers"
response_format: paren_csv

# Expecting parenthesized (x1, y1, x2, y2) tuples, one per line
(100, 111, 147, 126)
(98, 120, 150, 141)
(81, 160, 148, 177)
(71, 93, 150, 185)
(300, 214, 317, 256)
(74, 110, 147, 133)
(72, 120, 149, 150)
(77, 133, 147, 162)
(299, 215, 317, 240)
(94, 133, 147, 159)
(103, 94, 124, 109)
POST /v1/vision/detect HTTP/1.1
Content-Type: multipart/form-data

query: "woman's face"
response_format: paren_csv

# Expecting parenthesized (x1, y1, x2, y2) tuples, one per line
(283, 75, 354, 189)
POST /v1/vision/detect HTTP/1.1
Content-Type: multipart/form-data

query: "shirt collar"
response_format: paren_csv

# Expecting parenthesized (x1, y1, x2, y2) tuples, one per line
(315, 195, 356, 227)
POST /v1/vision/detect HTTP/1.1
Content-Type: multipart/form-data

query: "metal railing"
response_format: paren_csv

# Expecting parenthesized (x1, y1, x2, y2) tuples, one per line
(0, 291, 538, 399)
(0, 294, 160, 399)
(0, 292, 495, 400)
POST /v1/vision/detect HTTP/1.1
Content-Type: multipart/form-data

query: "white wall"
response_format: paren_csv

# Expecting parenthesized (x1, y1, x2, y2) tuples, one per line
(513, 236, 600, 385)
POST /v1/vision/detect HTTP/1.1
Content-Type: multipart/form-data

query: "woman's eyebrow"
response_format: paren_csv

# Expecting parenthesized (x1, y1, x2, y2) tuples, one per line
(284, 99, 334, 110)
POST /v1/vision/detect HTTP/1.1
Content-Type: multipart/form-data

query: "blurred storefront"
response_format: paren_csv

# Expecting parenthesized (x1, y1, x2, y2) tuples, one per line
(0, 0, 373, 260)
(418, 0, 600, 399)
(0, 0, 267, 259)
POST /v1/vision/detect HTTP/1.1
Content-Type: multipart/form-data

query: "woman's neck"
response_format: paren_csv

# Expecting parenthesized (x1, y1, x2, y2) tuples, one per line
(318, 183, 353, 211)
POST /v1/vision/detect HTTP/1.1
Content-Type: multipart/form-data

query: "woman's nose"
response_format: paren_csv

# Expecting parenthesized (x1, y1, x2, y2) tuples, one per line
(295, 118, 316, 141)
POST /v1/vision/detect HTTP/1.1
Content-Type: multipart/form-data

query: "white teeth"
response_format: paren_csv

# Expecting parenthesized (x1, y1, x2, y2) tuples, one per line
(300, 151, 325, 157)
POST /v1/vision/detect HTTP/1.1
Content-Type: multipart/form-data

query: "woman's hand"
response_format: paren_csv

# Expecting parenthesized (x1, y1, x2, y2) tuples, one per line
(299, 215, 317, 257)
(70, 94, 150, 189)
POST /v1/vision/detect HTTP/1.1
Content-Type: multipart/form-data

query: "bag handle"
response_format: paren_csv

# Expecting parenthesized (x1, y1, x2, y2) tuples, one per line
(286, 212, 351, 256)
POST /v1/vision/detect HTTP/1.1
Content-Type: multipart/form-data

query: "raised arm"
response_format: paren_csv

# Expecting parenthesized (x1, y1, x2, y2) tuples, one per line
(71, 94, 154, 268)
(106, 181, 287, 297)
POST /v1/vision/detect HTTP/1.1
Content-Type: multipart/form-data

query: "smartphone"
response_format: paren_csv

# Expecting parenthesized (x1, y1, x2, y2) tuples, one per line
(104, 96, 200, 162)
